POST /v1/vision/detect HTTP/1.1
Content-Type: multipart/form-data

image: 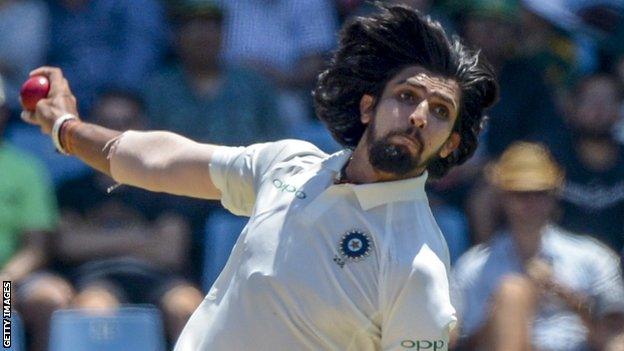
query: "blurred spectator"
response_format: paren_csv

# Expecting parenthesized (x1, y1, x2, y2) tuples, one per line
(0, 0, 49, 115)
(49, 89, 204, 344)
(144, 2, 286, 145)
(611, 52, 624, 143)
(216, 0, 338, 139)
(523, 0, 624, 74)
(58, 91, 202, 341)
(554, 73, 624, 254)
(48, 0, 167, 114)
(442, 0, 572, 245)
(517, 4, 579, 106)
(0, 76, 64, 351)
(453, 0, 568, 157)
(451, 142, 624, 351)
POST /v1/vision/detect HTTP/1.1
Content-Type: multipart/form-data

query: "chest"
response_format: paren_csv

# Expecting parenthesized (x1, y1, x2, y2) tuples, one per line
(232, 171, 382, 321)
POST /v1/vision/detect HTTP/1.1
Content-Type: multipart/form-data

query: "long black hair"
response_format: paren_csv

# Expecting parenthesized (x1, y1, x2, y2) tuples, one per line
(313, 5, 499, 178)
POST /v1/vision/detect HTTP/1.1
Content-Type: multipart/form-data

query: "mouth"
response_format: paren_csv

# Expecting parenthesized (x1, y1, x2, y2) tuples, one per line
(391, 134, 421, 153)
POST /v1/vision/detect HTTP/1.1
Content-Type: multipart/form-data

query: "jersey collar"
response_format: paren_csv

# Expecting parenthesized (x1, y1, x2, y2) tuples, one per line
(322, 149, 429, 210)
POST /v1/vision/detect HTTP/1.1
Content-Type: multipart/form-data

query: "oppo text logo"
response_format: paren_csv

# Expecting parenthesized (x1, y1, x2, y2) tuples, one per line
(272, 179, 306, 199)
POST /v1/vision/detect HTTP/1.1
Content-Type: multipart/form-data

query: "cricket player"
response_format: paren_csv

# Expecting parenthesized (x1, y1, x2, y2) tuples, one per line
(21, 6, 498, 350)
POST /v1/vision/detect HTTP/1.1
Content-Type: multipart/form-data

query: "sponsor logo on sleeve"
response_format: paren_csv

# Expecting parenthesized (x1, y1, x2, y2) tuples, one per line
(272, 179, 307, 199)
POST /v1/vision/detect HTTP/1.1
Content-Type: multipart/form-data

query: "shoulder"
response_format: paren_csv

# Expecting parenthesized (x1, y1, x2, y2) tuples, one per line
(212, 139, 326, 178)
(253, 139, 326, 165)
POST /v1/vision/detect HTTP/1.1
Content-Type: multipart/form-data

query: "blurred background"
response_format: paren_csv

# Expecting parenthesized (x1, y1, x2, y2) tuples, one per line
(1, 0, 623, 350)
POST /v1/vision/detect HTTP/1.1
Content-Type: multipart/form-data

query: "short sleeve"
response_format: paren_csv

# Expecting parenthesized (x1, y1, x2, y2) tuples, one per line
(380, 247, 457, 350)
(209, 139, 323, 216)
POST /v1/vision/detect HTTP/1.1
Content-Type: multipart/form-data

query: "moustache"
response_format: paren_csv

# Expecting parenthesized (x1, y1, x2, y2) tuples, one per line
(384, 127, 424, 149)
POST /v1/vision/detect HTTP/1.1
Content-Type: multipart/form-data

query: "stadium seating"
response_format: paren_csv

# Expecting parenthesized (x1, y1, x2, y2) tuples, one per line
(49, 306, 166, 351)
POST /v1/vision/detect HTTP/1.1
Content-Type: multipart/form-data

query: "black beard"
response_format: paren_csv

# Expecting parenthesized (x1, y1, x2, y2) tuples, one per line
(368, 127, 423, 176)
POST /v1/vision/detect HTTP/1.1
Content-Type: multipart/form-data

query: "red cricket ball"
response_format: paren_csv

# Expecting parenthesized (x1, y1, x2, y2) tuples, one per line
(20, 75, 50, 111)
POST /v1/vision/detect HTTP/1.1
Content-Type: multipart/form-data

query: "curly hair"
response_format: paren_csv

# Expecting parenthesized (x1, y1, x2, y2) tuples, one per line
(313, 5, 499, 178)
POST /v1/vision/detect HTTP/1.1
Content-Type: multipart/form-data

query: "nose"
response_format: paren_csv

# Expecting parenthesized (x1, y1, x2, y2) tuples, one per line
(409, 100, 428, 129)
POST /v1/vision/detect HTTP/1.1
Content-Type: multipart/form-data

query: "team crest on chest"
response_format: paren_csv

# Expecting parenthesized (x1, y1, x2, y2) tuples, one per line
(336, 229, 373, 265)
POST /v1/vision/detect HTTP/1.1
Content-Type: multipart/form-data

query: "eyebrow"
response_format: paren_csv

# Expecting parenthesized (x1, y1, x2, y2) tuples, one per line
(401, 77, 458, 111)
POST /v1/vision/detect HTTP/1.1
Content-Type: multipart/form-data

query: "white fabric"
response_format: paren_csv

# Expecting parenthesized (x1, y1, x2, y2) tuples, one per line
(175, 139, 456, 351)
(451, 225, 624, 351)
(108, 130, 218, 199)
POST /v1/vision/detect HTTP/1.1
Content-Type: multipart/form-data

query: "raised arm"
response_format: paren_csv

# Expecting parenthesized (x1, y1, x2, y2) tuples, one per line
(21, 67, 222, 199)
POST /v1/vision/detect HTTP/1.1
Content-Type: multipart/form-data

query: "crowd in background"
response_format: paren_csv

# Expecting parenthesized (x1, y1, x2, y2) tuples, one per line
(1, 0, 624, 350)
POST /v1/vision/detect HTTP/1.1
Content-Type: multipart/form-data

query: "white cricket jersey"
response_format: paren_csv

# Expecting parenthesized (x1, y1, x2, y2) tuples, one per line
(174, 139, 456, 351)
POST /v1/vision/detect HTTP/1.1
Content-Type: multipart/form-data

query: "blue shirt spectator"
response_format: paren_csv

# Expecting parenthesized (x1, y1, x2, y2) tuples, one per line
(217, 0, 337, 74)
(144, 2, 286, 145)
(214, 0, 339, 137)
(144, 64, 285, 145)
(48, 0, 167, 114)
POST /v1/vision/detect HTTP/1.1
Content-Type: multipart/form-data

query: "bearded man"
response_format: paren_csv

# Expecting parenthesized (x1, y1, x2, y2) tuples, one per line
(21, 5, 498, 350)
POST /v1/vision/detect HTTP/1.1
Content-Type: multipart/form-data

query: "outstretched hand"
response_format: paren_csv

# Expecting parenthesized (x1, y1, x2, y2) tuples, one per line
(20, 66, 79, 135)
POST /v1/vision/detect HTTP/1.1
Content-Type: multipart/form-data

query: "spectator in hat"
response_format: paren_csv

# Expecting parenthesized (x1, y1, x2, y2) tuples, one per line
(451, 142, 624, 351)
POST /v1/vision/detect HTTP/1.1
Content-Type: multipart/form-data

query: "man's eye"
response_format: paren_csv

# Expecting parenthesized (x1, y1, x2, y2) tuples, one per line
(432, 105, 449, 119)
(398, 91, 416, 104)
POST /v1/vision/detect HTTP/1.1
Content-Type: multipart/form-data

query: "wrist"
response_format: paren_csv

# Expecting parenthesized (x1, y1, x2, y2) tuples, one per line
(51, 113, 80, 155)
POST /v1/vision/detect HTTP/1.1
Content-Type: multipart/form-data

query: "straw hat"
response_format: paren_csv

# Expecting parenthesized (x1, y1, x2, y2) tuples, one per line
(487, 142, 564, 191)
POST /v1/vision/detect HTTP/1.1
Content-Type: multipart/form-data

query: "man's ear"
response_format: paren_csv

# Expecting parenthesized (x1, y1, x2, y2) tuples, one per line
(439, 132, 460, 158)
(359, 95, 374, 125)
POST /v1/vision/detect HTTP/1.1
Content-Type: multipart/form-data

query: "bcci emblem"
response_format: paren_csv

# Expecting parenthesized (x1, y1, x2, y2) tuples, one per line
(338, 229, 373, 262)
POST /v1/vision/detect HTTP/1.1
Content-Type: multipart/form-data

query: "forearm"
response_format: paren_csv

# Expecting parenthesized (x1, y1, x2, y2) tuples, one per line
(22, 66, 222, 199)
(107, 130, 221, 199)
(62, 120, 121, 176)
